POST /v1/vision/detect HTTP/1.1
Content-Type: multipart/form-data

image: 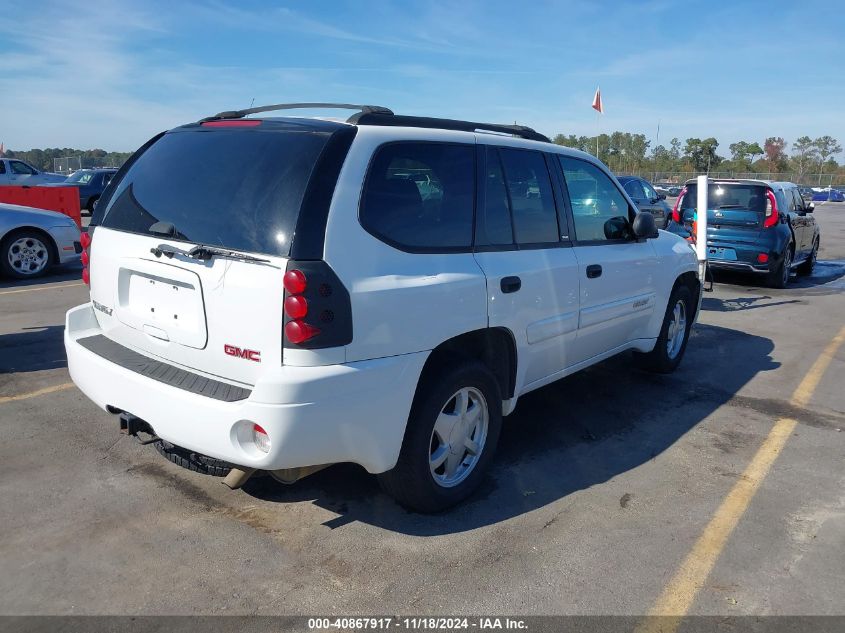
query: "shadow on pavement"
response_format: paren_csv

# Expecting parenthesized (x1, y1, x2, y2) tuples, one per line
(0, 264, 83, 290)
(709, 259, 845, 295)
(242, 323, 779, 534)
(0, 325, 67, 373)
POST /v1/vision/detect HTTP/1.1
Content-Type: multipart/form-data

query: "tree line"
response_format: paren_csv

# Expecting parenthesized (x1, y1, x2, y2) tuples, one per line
(1, 147, 133, 172)
(552, 132, 843, 183)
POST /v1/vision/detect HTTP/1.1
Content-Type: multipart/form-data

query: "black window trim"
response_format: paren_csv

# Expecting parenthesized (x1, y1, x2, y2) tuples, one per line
(554, 153, 638, 246)
(473, 145, 570, 253)
(358, 139, 478, 255)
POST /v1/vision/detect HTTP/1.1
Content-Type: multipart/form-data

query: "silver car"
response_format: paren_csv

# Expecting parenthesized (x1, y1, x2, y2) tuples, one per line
(0, 202, 81, 279)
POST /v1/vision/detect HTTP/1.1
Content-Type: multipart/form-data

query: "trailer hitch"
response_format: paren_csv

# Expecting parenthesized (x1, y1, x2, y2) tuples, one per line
(119, 412, 160, 445)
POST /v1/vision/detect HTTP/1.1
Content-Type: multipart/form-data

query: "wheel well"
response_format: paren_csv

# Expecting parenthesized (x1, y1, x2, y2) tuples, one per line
(675, 271, 701, 320)
(419, 328, 517, 401)
(2, 226, 59, 262)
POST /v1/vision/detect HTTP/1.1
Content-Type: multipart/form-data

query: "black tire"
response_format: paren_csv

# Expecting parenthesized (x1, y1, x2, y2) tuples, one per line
(153, 440, 233, 477)
(796, 238, 818, 276)
(0, 229, 55, 279)
(634, 284, 693, 374)
(85, 196, 99, 215)
(767, 244, 793, 289)
(378, 359, 502, 513)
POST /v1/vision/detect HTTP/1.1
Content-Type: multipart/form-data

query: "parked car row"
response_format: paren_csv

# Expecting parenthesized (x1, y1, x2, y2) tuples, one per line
(43, 168, 118, 214)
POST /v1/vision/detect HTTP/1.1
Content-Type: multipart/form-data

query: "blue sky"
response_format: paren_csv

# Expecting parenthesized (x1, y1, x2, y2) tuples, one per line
(1, 0, 843, 155)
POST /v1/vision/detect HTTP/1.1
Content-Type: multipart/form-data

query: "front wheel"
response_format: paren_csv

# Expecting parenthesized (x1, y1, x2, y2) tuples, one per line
(634, 284, 693, 374)
(1, 230, 54, 279)
(378, 360, 502, 513)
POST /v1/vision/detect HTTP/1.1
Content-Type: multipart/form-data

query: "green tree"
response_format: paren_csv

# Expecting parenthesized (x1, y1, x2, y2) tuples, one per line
(814, 136, 842, 184)
(791, 136, 818, 182)
(684, 137, 722, 172)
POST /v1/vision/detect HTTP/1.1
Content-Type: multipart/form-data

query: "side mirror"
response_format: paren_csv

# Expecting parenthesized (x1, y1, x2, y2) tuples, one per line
(658, 192, 666, 200)
(632, 211, 659, 240)
(603, 216, 632, 240)
(806, 202, 814, 213)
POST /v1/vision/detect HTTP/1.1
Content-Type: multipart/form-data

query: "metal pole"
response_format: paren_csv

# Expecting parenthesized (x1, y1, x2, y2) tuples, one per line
(696, 174, 708, 282)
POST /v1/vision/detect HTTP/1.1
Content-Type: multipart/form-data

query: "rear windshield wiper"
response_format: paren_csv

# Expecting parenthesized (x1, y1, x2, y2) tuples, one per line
(715, 204, 744, 209)
(187, 245, 270, 264)
(150, 243, 270, 264)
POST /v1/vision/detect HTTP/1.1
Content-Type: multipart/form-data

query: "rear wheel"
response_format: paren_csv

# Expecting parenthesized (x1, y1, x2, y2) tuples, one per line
(378, 360, 502, 513)
(86, 196, 99, 215)
(1, 229, 54, 279)
(767, 244, 793, 288)
(634, 284, 693, 374)
(797, 239, 818, 276)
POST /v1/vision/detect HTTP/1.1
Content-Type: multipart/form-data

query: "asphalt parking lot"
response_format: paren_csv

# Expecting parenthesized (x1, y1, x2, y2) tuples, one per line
(1, 203, 844, 617)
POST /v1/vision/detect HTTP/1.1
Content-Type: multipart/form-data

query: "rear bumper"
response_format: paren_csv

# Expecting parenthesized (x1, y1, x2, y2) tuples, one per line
(708, 260, 769, 274)
(65, 303, 427, 473)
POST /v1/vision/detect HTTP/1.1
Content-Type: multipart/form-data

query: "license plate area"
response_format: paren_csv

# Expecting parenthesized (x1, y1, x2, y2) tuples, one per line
(708, 247, 737, 261)
(115, 259, 208, 349)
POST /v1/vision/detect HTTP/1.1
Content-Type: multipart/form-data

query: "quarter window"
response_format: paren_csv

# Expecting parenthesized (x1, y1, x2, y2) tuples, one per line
(559, 156, 632, 242)
(498, 148, 559, 245)
(360, 142, 475, 251)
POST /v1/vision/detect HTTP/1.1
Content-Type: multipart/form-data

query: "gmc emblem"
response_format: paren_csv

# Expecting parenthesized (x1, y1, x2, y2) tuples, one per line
(224, 344, 261, 362)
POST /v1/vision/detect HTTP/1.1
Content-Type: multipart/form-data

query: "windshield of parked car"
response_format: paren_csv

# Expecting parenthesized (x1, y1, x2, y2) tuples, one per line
(682, 184, 766, 212)
(98, 125, 333, 256)
(66, 171, 94, 184)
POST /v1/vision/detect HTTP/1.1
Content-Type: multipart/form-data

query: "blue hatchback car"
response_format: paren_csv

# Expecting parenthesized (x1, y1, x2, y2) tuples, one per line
(670, 179, 820, 288)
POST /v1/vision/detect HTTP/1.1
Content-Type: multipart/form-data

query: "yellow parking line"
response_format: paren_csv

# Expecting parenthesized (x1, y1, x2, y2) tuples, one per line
(0, 382, 75, 404)
(0, 282, 84, 296)
(638, 324, 845, 631)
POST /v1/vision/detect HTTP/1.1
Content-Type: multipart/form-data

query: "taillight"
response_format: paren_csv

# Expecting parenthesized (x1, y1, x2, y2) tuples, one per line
(80, 230, 92, 285)
(283, 295, 308, 319)
(672, 187, 686, 223)
(763, 190, 779, 228)
(757, 253, 769, 263)
(282, 260, 352, 351)
(284, 320, 321, 344)
(283, 269, 307, 294)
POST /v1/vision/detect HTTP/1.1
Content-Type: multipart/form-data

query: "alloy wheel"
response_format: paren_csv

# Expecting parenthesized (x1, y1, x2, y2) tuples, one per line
(429, 387, 489, 488)
(8, 237, 49, 276)
(666, 299, 687, 360)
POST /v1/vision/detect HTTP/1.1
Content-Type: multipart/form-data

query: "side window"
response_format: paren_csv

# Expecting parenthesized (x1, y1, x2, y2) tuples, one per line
(498, 148, 559, 245)
(10, 161, 36, 175)
(559, 156, 632, 242)
(103, 173, 113, 187)
(0, 162, 5, 174)
(791, 189, 804, 211)
(360, 142, 475, 251)
(642, 180, 658, 201)
(623, 179, 645, 200)
(477, 149, 515, 247)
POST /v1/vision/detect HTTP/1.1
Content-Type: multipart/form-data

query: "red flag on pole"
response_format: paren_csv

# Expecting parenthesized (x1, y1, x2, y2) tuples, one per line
(591, 87, 603, 114)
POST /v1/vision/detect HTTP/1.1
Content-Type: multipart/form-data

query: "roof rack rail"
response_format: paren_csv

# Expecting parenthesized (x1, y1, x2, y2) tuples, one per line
(200, 102, 394, 122)
(347, 112, 550, 143)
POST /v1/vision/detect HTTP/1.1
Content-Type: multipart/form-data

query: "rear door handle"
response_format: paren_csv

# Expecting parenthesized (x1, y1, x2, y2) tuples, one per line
(500, 276, 521, 293)
(586, 264, 603, 279)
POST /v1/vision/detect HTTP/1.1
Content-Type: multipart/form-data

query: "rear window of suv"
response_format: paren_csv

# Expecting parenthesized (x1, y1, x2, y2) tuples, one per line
(98, 125, 334, 256)
(682, 183, 767, 212)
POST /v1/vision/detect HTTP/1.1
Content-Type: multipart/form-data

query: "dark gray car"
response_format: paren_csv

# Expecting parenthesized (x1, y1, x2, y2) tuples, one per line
(617, 176, 672, 228)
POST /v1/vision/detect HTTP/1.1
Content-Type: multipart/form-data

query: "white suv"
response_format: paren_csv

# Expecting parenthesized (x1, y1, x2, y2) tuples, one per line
(65, 103, 700, 512)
